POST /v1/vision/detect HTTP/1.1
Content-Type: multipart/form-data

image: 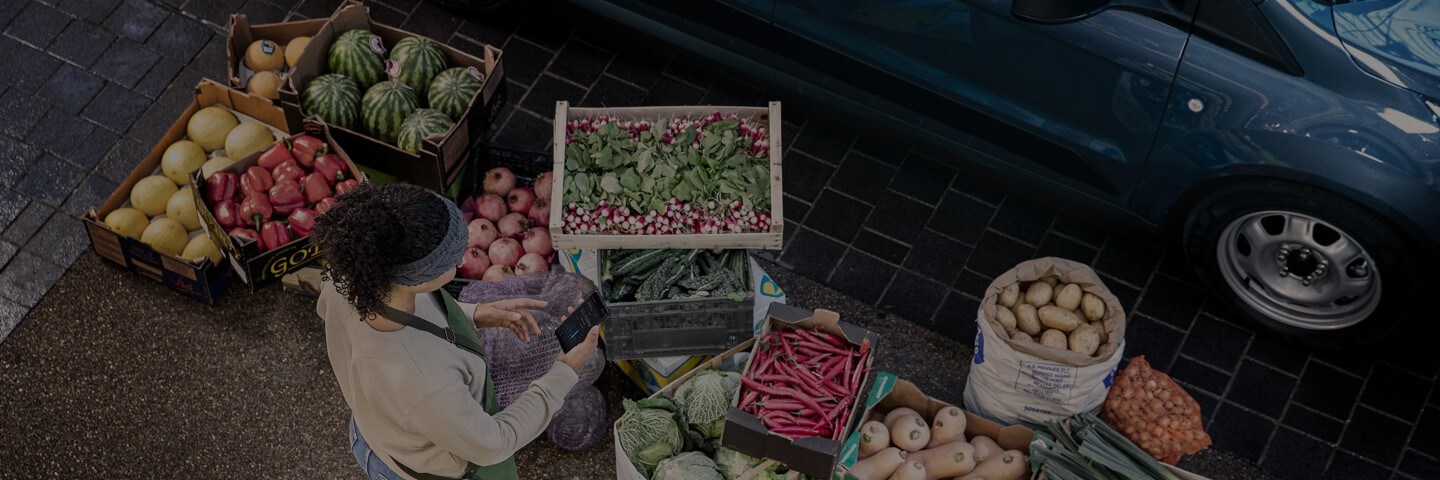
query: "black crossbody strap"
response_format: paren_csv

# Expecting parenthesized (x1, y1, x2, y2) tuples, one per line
(379, 295, 485, 358)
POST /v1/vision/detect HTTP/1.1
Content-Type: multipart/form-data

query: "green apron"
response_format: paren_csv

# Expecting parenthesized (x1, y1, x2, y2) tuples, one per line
(379, 290, 520, 480)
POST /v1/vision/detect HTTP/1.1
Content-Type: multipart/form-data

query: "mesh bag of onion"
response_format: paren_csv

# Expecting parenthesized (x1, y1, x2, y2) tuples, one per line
(1101, 356, 1212, 465)
(458, 271, 609, 450)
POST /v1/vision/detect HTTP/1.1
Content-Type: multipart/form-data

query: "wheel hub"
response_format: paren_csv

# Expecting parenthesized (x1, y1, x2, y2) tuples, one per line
(1276, 244, 1327, 286)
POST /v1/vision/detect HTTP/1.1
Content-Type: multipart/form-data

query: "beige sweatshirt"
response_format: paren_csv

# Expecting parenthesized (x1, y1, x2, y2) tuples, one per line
(319, 280, 579, 479)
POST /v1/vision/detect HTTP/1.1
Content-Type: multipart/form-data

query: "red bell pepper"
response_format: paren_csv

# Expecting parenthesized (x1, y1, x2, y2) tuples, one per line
(229, 227, 260, 245)
(334, 179, 360, 196)
(268, 180, 305, 216)
(287, 208, 317, 238)
(260, 220, 291, 252)
(256, 142, 294, 169)
(213, 199, 242, 230)
(313, 153, 349, 184)
(272, 159, 305, 185)
(303, 172, 333, 205)
(240, 194, 273, 227)
(289, 135, 325, 168)
(205, 172, 238, 206)
(314, 197, 338, 216)
(241, 166, 274, 198)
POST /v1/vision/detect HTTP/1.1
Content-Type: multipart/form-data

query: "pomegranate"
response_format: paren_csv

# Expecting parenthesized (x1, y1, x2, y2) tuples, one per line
(467, 219, 497, 249)
(533, 172, 553, 201)
(475, 194, 507, 222)
(458, 247, 491, 279)
(515, 252, 549, 275)
(482, 167, 516, 197)
(522, 227, 553, 257)
(507, 187, 535, 215)
(481, 264, 515, 282)
(528, 197, 550, 226)
(488, 238, 523, 266)
(497, 213, 529, 239)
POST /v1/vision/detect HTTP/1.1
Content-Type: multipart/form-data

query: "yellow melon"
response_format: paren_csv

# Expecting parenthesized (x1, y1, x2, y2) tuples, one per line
(182, 235, 222, 264)
(200, 157, 234, 179)
(131, 176, 179, 216)
(166, 187, 200, 231)
(248, 71, 283, 99)
(161, 140, 206, 185)
(187, 107, 238, 152)
(104, 208, 149, 239)
(245, 39, 285, 72)
(286, 36, 310, 68)
(225, 122, 275, 160)
(141, 218, 188, 256)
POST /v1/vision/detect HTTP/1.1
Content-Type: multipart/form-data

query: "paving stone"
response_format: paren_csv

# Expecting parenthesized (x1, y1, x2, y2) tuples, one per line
(567, 15, 636, 54)
(1050, 209, 1110, 247)
(1136, 274, 1205, 329)
(1181, 314, 1252, 372)
(5, 1, 70, 47)
(1035, 232, 1098, 265)
(29, 109, 97, 163)
(1124, 315, 1185, 370)
(37, 64, 105, 114)
(0, 1, 21, 27)
(184, 0, 245, 26)
(191, 34, 228, 81)
(825, 249, 895, 306)
(152, 0, 184, 7)
(1414, 407, 1440, 459)
(498, 38, 554, 87)
(514, 9, 578, 51)
(1226, 360, 1297, 418)
(295, 0, 344, 19)
(1294, 361, 1364, 419)
(16, 155, 84, 207)
(851, 133, 912, 164)
(932, 291, 979, 342)
(851, 229, 906, 265)
(791, 118, 855, 165)
(1340, 407, 1409, 467)
(376, 0, 419, 12)
(927, 190, 993, 246)
(1310, 347, 1376, 379)
(0, 295, 24, 340)
(885, 153, 956, 206)
(491, 111, 551, 152)
(235, 0, 288, 25)
(1209, 403, 1275, 463)
(902, 230, 972, 286)
(456, 16, 515, 48)
(1245, 333, 1310, 375)
(963, 230, 1035, 278)
(0, 134, 43, 189)
(548, 40, 612, 88)
(103, 0, 169, 42)
(701, 78, 765, 107)
(779, 151, 831, 204)
(1170, 355, 1232, 396)
(133, 57, 182, 99)
(782, 194, 809, 224)
(49, 20, 117, 68)
(989, 196, 1057, 246)
(779, 227, 845, 282)
(953, 269, 992, 296)
(1324, 450, 1393, 479)
(642, 76, 705, 106)
(827, 152, 894, 204)
(1192, 390, 1220, 427)
(579, 75, 645, 108)
(662, 54, 717, 91)
(1094, 234, 1163, 288)
(97, 137, 147, 183)
(0, 90, 48, 138)
(61, 173, 119, 217)
(1261, 428, 1331, 480)
(58, 0, 121, 22)
(0, 43, 62, 93)
(2, 201, 53, 245)
(805, 190, 869, 242)
(24, 211, 87, 266)
(1107, 278, 1141, 317)
(127, 99, 185, 146)
(0, 189, 27, 233)
(1281, 404, 1345, 443)
(83, 82, 149, 133)
(0, 250, 65, 307)
(0, 239, 14, 270)
(605, 43, 669, 90)
(1375, 333, 1440, 379)
(144, 13, 212, 62)
(951, 169, 1007, 206)
(879, 270, 946, 324)
(400, 1, 463, 42)
(157, 67, 203, 108)
(1360, 364, 1430, 422)
(864, 191, 930, 245)
(519, 74, 585, 116)
(1399, 451, 1440, 480)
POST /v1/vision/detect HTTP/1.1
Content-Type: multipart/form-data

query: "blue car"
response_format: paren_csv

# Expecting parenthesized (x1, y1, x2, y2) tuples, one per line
(569, 0, 1440, 347)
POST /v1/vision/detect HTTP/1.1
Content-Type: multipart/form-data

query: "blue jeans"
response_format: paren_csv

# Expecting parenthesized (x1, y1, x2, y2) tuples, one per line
(350, 416, 404, 480)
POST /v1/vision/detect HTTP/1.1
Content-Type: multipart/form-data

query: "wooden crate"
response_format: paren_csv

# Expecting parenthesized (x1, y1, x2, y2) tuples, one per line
(548, 101, 784, 250)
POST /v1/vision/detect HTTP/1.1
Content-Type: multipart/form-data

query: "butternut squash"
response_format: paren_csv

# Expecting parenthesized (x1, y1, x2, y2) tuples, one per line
(858, 421, 891, 459)
(911, 442, 977, 479)
(849, 447, 905, 480)
(887, 460, 926, 480)
(957, 450, 1027, 480)
(927, 406, 967, 448)
(970, 436, 1003, 462)
(886, 414, 931, 452)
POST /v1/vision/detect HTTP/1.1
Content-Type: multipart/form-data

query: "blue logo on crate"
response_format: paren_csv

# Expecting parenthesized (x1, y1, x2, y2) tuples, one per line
(562, 248, 584, 272)
(759, 274, 783, 298)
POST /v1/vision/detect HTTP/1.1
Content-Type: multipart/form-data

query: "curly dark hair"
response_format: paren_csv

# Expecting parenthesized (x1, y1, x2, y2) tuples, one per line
(311, 183, 452, 320)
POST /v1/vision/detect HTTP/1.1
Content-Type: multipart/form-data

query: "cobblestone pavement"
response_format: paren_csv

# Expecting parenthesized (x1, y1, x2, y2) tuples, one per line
(0, 0, 1434, 478)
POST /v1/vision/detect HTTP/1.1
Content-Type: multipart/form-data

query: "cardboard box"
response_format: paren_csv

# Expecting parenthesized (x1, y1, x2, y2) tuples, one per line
(191, 121, 366, 289)
(721, 303, 882, 478)
(226, 14, 327, 121)
(549, 101, 784, 250)
(279, 0, 507, 191)
(83, 80, 292, 303)
(614, 354, 713, 396)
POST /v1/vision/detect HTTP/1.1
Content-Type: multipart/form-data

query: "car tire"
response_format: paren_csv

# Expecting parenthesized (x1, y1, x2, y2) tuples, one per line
(1182, 180, 1417, 348)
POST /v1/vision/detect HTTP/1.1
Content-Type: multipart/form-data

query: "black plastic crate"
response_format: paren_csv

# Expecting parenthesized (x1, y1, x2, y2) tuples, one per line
(598, 250, 755, 360)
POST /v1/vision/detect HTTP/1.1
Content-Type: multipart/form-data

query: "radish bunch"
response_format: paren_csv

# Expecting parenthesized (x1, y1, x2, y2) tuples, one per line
(738, 328, 871, 441)
(458, 166, 556, 281)
(562, 199, 771, 235)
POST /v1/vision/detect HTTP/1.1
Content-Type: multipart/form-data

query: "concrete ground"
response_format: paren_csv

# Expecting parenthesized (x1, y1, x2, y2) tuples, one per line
(0, 252, 1276, 479)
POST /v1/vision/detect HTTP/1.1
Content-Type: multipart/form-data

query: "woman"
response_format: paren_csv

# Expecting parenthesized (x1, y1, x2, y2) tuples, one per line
(312, 183, 599, 480)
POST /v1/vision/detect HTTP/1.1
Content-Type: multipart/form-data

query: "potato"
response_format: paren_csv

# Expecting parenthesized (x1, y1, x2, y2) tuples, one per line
(1038, 305, 1084, 332)
(1081, 292, 1106, 321)
(1054, 283, 1082, 310)
(1024, 282, 1053, 306)
(995, 307, 1018, 334)
(1041, 276, 1059, 286)
(1091, 321, 1108, 344)
(1040, 329, 1068, 349)
(999, 282, 1020, 308)
(1015, 304, 1041, 335)
(1010, 331, 1034, 342)
(1068, 323, 1101, 356)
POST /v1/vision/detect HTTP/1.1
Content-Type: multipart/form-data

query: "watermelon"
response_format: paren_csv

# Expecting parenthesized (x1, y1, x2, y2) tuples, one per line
(428, 67, 483, 122)
(361, 80, 419, 144)
(396, 109, 454, 154)
(329, 29, 385, 89)
(301, 74, 361, 129)
(389, 36, 448, 99)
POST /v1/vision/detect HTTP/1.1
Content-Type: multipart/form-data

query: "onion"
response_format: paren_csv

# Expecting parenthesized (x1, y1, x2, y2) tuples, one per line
(467, 219, 497, 249)
(497, 213, 529, 239)
(488, 238, 522, 266)
(481, 264, 514, 282)
(515, 252, 549, 275)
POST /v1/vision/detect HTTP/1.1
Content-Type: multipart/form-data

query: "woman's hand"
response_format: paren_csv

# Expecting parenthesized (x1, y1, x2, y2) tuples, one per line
(557, 326, 600, 374)
(473, 298, 545, 342)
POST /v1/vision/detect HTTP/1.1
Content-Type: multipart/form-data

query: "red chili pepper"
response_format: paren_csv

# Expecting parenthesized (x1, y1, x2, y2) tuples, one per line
(334, 179, 359, 196)
(271, 159, 305, 185)
(778, 335, 800, 360)
(260, 220, 291, 252)
(313, 153, 349, 184)
(287, 207, 317, 238)
(268, 180, 305, 216)
(289, 135, 325, 168)
(241, 166, 274, 198)
(256, 142, 294, 169)
(770, 424, 832, 439)
(212, 199, 241, 230)
(807, 329, 850, 349)
(205, 172, 238, 206)
(229, 227, 260, 245)
(740, 390, 760, 410)
(303, 172, 333, 205)
(314, 197, 338, 216)
(240, 194, 272, 228)
(741, 376, 788, 397)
